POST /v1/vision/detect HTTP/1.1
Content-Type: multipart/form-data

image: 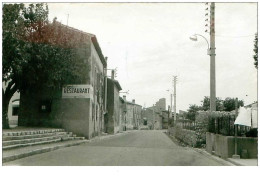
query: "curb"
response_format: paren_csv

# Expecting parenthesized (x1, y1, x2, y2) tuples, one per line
(225, 158, 243, 166)
(3, 140, 89, 163)
(164, 132, 236, 166)
(191, 148, 236, 166)
(88, 130, 135, 142)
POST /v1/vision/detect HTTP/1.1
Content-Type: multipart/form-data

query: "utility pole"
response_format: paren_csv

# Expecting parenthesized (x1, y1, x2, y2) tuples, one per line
(152, 104, 155, 130)
(67, 14, 69, 26)
(173, 76, 177, 123)
(166, 89, 172, 118)
(232, 98, 240, 159)
(210, 2, 216, 112)
(170, 93, 173, 118)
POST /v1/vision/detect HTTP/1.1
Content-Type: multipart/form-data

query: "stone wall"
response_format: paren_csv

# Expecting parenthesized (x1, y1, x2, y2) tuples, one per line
(206, 132, 258, 158)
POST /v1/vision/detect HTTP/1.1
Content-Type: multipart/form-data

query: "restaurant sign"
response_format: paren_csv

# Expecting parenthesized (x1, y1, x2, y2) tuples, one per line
(62, 85, 93, 99)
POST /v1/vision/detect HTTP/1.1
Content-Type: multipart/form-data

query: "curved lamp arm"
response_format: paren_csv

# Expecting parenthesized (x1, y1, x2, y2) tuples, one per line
(192, 34, 210, 49)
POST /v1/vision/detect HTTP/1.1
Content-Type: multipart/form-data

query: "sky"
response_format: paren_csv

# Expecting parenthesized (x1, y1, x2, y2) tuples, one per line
(47, 2, 258, 111)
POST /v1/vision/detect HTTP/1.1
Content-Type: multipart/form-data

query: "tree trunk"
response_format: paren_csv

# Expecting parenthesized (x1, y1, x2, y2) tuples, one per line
(2, 82, 17, 129)
(2, 95, 10, 129)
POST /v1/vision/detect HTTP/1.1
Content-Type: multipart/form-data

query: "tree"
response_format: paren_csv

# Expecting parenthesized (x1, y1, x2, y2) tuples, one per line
(253, 33, 258, 69)
(2, 3, 90, 128)
(186, 104, 202, 121)
(223, 97, 244, 112)
(201, 96, 224, 111)
(2, 3, 27, 129)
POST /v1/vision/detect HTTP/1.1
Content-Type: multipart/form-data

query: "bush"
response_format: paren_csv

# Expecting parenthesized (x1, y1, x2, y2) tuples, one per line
(246, 128, 258, 137)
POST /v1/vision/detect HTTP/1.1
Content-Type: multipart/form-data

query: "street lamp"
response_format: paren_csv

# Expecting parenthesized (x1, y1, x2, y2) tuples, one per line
(190, 33, 216, 112)
(190, 34, 210, 55)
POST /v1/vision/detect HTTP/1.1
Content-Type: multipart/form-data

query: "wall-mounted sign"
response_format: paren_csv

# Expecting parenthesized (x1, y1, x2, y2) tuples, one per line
(62, 85, 93, 99)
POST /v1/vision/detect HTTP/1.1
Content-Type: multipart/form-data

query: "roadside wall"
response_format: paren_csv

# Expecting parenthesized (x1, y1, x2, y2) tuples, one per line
(206, 132, 258, 158)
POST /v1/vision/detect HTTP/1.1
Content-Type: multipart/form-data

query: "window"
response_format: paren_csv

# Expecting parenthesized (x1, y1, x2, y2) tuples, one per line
(12, 106, 19, 116)
(12, 100, 19, 116)
(39, 100, 52, 113)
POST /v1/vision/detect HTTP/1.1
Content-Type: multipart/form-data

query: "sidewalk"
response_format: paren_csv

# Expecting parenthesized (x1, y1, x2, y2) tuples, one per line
(2, 130, 135, 164)
(192, 148, 234, 166)
(227, 158, 258, 166)
(165, 132, 257, 166)
(193, 148, 258, 166)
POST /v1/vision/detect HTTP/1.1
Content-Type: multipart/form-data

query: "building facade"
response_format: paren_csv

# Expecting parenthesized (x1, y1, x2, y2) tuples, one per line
(3, 81, 20, 128)
(124, 97, 142, 130)
(119, 97, 127, 131)
(18, 24, 107, 139)
(106, 77, 122, 134)
(155, 98, 166, 112)
(142, 107, 162, 130)
(143, 98, 166, 130)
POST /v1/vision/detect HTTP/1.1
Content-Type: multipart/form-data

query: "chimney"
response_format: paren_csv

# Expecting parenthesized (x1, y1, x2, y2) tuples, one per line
(132, 99, 135, 104)
(123, 95, 126, 101)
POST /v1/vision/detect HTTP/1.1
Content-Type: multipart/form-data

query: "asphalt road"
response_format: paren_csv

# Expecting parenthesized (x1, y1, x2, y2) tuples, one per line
(4, 130, 230, 166)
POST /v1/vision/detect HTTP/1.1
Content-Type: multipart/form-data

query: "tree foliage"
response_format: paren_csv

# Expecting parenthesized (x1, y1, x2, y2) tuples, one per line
(201, 96, 224, 111)
(2, 3, 90, 128)
(223, 97, 244, 112)
(186, 96, 244, 121)
(253, 33, 258, 69)
(186, 104, 202, 121)
(200, 96, 244, 112)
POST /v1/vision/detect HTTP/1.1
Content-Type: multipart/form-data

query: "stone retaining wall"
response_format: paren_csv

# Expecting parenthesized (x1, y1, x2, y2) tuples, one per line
(206, 132, 258, 158)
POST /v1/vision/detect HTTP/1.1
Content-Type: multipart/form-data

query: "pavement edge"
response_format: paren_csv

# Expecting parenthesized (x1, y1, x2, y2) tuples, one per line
(164, 131, 236, 166)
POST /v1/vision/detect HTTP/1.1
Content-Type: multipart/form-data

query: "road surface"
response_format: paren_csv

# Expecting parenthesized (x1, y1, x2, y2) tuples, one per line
(4, 130, 229, 166)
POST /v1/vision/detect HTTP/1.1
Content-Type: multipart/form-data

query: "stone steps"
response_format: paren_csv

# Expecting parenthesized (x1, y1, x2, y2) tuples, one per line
(2, 128, 85, 150)
(3, 138, 63, 150)
(3, 132, 68, 141)
(3, 134, 72, 147)
(2, 129, 65, 137)
(2, 139, 89, 163)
